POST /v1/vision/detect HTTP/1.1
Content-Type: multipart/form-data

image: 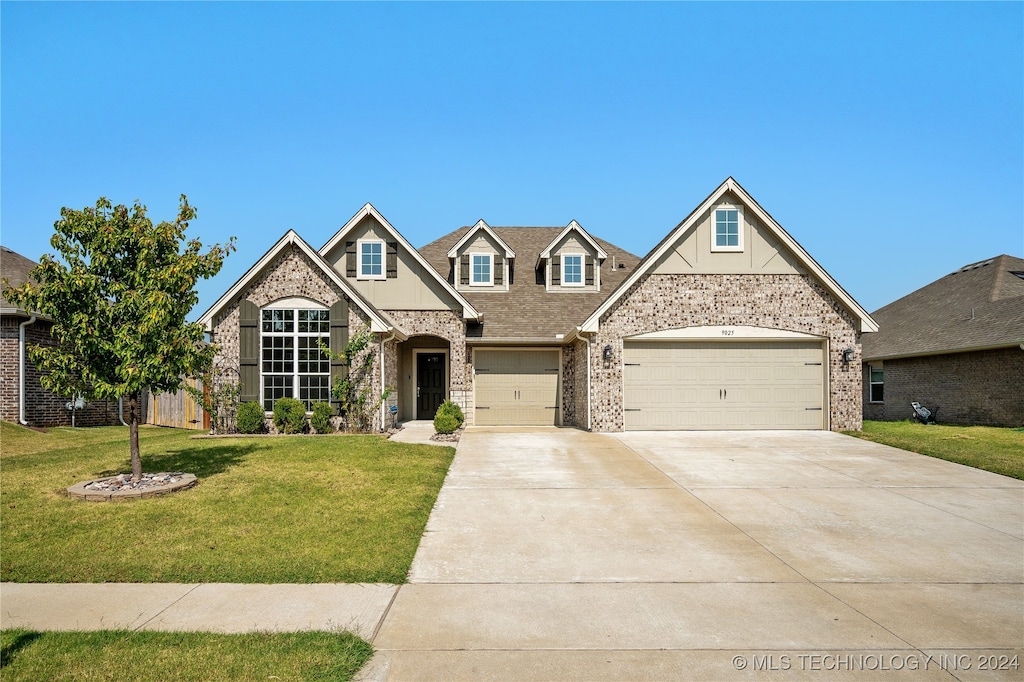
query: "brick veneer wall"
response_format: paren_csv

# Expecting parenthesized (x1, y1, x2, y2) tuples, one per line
(590, 273, 864, 432)
(861, 364, 885, 421)
(1, 316, 120, 427)
(385, 309, 469, 416)
(210, 245, 382, 431)
(560, 339, 589, 428)
(870, 348, 1023, 427)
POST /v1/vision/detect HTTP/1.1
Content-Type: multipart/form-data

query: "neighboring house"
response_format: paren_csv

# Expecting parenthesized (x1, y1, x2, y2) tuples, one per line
(199, 177, 877, 432)
(862, 255, 1024, 427)
(0, 246, 120, 427)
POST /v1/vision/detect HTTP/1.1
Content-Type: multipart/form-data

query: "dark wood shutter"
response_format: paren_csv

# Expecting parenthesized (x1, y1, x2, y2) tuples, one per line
(551, 260, 561, 285)
(239, 300, 260, 404)
(386, 242, 398, 278)
(460, 255, 470, 285)
(330, 299, 350, 413)
(345, 241, 357, 278)
(494, 255, 504, 285)
(585, 256, 594, 286)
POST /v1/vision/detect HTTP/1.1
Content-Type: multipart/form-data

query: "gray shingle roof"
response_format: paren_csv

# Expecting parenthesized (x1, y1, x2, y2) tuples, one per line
(0, 246, 41, 312)
(419, 227, 639, 342)
(862, 254, 1024, 360)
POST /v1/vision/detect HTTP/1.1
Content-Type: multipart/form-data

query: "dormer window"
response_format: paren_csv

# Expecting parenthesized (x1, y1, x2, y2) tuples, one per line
(712, 208, 743, 252)
(358, 239, 386, 279)
(471, 253, 493, 286)
(562, 254, 583, 286)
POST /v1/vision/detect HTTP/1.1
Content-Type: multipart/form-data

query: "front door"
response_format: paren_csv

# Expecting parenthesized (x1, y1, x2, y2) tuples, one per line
(416, 353, 446, 419)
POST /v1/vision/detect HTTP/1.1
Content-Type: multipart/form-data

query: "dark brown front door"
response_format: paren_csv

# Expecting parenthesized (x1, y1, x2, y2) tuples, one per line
(416, 353, 445, 419)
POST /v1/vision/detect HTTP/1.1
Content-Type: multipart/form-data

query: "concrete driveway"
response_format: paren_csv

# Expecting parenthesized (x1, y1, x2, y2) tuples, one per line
(364, 428, 1023, 681)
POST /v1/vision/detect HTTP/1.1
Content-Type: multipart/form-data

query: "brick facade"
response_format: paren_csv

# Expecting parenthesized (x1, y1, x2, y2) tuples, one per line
(590, 273, 863, 432)
(863, 348, 1024, 427)
(386, 309, 469, 415)
(1, 316, 120, 427)
(560, 338, 589, 428)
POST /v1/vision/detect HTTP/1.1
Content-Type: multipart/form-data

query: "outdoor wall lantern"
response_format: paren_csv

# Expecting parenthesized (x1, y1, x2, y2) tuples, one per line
(603, 345, 613, 361)
(841, 347, 855, 364)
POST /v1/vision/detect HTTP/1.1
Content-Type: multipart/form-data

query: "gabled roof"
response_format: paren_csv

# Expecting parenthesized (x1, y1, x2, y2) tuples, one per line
(445, 219, 515, 258)
(863, 254, 1024, 360)
(579, 177, 879, 334)
(536, 220, 608, 268)
(319, 203, 481, 321)
(420, 227, 639, 342)
(0, 246, 44, 316)
(198, 230, 401, 336)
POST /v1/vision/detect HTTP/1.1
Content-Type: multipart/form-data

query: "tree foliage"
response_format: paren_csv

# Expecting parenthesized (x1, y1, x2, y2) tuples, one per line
(2, 195, 234, 476)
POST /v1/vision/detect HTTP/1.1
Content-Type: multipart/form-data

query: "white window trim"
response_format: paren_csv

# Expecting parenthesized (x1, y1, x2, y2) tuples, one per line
(260, 307, 331, 413)
(560, 253, 585, 287)
(357, 239, 386, 280)
(711, 207, 744, 252)
(470, 252, 493, 287)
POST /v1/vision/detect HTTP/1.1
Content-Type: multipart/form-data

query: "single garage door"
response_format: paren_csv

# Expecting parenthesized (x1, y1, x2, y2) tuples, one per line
(623, 340, 825, 430)
(475, 349, 560, 426)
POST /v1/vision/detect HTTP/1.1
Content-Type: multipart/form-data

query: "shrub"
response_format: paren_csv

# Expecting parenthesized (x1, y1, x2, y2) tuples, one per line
(310, 402, 334, 434)
(436, 400, 465, 427)
(236, 401, 266, 434)
(433, 410, 459, 435)
(273, 397, 307, 434)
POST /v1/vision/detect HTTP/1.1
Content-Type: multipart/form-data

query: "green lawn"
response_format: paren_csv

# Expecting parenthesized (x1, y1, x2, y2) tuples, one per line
(0, 629, 372, 681)
(847, 420, 1024, 480)
(0, 422, 454, 583)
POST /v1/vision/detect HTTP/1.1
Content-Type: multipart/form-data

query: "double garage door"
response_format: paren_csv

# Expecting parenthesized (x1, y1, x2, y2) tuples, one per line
(623, 340, 825, 430)
(474, 350, 560, 426)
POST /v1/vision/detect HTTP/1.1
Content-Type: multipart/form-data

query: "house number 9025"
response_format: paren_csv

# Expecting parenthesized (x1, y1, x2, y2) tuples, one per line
(721, 329, 735, 336)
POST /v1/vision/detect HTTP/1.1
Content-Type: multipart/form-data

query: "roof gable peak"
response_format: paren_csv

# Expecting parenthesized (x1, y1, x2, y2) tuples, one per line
(538, 220, 609, 266)
(446, 219, 516, 258)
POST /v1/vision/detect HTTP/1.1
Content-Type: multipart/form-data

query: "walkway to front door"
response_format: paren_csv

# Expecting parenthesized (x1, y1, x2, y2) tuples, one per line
(416, 352, 445, 419)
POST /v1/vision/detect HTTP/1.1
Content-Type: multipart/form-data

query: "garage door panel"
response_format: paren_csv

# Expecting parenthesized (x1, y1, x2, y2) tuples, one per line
(624, 341, 824, 431)
(475, 350, 560, 426)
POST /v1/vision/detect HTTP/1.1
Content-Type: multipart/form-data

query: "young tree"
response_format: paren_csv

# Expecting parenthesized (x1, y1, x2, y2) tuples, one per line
(3, 196, 234, 477)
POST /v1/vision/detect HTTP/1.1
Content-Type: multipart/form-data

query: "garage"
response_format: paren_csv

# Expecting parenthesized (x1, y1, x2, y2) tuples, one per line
(474, 349, 560, 426)
(623, 340, 825, 430)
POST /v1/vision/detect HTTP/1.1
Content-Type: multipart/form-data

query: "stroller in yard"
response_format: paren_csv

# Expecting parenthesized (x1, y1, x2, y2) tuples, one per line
(911, 401, 938, 424)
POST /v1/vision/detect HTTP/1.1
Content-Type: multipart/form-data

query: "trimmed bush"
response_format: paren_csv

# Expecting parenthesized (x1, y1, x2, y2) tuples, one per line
(236, 401, 266, 434)
(435, 400, 465, 427)
(310, 402, 334, 434)
(433, 410, 459, 435)
(273, 397, 307, 434)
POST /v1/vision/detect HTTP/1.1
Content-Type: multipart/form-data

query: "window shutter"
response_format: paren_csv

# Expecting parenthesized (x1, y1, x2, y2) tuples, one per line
(345, 241, 356, 278)
(585, 256, 594, 286)
(460, 255, 470, 285)
(494, 255, 504, 285)
(330, 299, 350, 414)
(239, 300, 260, 404)
(551, 260, 561, 285)
(386, 242, 398, 278)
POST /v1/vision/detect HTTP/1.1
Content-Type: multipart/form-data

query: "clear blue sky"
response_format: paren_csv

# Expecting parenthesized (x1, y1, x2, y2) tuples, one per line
(2, 2, 1021, 316)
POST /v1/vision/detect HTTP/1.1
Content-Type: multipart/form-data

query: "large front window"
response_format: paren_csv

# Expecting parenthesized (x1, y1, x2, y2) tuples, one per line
(262, 308, 330, 411)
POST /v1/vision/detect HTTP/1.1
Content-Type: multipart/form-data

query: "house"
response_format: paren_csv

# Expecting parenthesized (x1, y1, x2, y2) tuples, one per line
(199, 178, 877, 432)
(862, 255, 1024, 427)
(1, 246, 120, 427)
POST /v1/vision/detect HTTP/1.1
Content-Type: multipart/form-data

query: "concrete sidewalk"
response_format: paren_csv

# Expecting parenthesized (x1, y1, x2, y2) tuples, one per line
(0, 583, 397, 640)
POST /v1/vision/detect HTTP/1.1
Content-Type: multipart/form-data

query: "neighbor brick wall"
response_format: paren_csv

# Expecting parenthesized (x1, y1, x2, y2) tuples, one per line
(872, 348, 1024, 427)
(211, 245, 383, 431)
(1, 316, 119, 427)
(590, 273, 863, 432)
(862, 363, 885, 421)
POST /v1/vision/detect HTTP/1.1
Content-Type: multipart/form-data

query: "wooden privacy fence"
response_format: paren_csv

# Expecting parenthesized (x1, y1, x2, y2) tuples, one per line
(144, 378, 209, 430)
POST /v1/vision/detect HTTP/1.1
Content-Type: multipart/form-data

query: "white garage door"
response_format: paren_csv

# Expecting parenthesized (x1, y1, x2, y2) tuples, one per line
(623, 341, 825, 430)
(474, 350, 560, 426)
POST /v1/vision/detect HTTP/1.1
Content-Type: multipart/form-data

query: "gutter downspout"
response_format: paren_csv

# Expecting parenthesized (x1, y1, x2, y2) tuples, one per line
(18, 315, 37, 425)
(585, 333, 593, 432)
(379, 330, 397, 431)
(118, 397, 128, 426)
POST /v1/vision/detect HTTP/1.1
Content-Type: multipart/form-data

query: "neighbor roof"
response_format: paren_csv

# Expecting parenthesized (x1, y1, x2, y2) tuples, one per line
(0, 246, 43, 315)
(863, 254, 1024, 361)
(420, 227, 639, 343)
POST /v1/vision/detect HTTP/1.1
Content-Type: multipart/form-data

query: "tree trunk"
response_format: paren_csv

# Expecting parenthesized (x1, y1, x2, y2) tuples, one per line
(129, 391, 142, 479)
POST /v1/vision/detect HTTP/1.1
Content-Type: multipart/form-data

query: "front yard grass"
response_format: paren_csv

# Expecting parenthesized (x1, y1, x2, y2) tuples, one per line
(847, 420, 1024, 480)
(0, 422, 454, 583)
(0, 629, 372, 681)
